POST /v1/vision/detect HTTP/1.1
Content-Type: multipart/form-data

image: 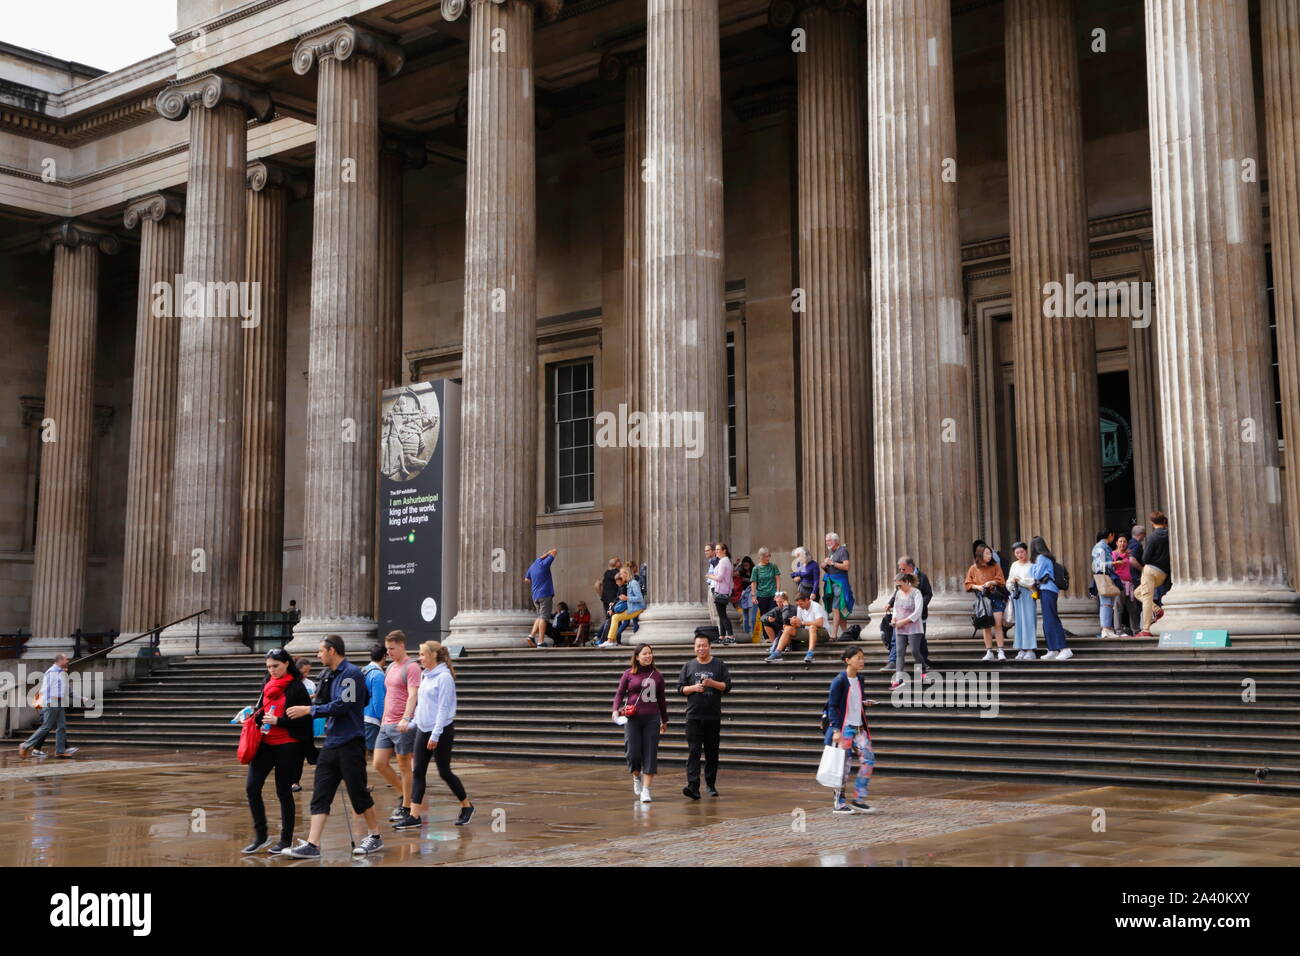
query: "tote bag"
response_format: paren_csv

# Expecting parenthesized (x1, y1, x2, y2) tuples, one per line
(816, 745, 847, 788)
(1093, 573, 1121, 598)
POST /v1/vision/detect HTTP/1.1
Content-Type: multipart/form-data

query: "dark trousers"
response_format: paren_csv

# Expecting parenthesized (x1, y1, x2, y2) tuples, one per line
(684, 718, 721, 791)
(246, 740, 303, 842)
(624, 712, 661, 774)
(757, 595, 775, 615)
(713, 595, 733, 636)
(412, 723, 467, 805)
(309, 737, 374, 815)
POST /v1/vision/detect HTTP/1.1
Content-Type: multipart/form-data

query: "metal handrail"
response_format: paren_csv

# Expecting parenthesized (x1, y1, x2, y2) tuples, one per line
(69, 608, 210, 668)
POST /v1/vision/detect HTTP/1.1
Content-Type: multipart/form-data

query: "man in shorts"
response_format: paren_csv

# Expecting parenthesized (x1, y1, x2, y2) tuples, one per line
(525, 547, 559, 647)
(372, 630, 421, 823)
(764, 590, 827, 664)
(283, 635, 384, 858)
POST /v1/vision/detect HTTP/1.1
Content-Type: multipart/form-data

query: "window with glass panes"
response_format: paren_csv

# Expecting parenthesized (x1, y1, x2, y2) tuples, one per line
(551, 360, 595, 509)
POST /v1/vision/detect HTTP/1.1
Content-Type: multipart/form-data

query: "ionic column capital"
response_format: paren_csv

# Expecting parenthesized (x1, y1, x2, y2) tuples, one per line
(768, 0, 863, 31)
(123, 192, 184, 229)
(246, 159, 310, 198)
(380, 132, 428, 171)
(39, 220, 120, 256)
(292, 21, 405, 78)
(443, 0, 564, 25)
(156, 72, 275, 124)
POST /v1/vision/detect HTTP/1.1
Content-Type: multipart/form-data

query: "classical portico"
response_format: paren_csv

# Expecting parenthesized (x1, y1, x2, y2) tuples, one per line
(2, 0, 1299, 657)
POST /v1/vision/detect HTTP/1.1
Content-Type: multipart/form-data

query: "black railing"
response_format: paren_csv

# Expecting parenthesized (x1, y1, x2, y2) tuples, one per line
(69, 608, 210, 669)
(72, 628, 119, 660)
(0, 629, 27, 660)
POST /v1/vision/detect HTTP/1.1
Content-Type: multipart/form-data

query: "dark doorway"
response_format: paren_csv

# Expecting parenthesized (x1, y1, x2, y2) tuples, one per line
(1099, 370, 1137, 532)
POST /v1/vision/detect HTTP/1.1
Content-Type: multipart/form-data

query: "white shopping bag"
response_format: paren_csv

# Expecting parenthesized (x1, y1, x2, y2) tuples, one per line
(816, 744, 847, 789)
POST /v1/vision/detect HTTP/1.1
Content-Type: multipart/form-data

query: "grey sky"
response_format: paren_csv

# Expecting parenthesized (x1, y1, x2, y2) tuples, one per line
(5, 0, 176, 72)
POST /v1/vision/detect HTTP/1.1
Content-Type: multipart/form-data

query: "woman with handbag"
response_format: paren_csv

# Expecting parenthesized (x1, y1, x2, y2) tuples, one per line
(708, 543, 736, 645)
(1111, 533, 1139, 636)
(1007, 542, 1039, 659)
(611, 644, 669, 804)
(823, 646, 879, 814)
(965, 544, 1008, 660)
(1091, 529, 1120, 639)
(243, 649, 316, 854)
(790, 547, 820, 597)
(393, 641, 475, 830)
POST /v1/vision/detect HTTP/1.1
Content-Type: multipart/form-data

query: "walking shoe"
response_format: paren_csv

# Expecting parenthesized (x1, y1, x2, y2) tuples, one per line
(281, 841, 321, 859)
(455, 804, 476, 826)
(290, 783, 302, 792)
(1056, 648, 1074, 661)
(1041, 651, 1058, 660)
(889, 679, 903, 690)
(1154, 607, 1165, 621)
(267, 839, 293, 854)
(639, 789, 653, 804)
(1024, 651, 1037, 660)
(632, 775, 642, 796)
(803, 651, 815, 663)
(1135, 630, 1154, 638)
(31, 749, 47, 758)
(764, 652, 783, 663)
(996, 649, 1006, 661)
(55, 748, 79, 758)
(389, 804, 409, 822)
(832, 802, 854, 814)
(878, 663, 894, 671)
(392, 814, 423, 830)
(241, 834, 271, 854)
(707, 786, 719, 797)
(683, 787, 700, 800)
(17, 744, 31, 759)
(848, 801, 877, 814)
(353, 833, 384, 855)
(981, 650, 995, 661)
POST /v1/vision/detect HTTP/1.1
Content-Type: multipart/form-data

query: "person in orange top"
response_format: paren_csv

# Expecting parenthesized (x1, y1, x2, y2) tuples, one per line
(965, 543, 1008, 660)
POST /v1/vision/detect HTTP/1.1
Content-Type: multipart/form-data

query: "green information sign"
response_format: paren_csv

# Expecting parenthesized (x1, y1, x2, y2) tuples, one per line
(1158, 630, 1231, 648)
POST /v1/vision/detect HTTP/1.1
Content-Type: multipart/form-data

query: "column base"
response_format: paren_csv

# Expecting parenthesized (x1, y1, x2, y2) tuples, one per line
(158, 619, 247, 657)
(285, 617, 377, 655)
(446, 609, 536, 649)
(21, 637, 78, 661)
(625, 603, 711, 645)
(1153, 583, 1300, 636)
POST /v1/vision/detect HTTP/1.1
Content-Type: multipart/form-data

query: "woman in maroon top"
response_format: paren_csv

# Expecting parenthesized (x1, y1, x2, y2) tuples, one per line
(612, 644, 669, 804)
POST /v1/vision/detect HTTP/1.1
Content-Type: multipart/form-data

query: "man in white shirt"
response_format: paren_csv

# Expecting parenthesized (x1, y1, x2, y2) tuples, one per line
(764, 590, 827, 664)
(18, 654, 81, 758)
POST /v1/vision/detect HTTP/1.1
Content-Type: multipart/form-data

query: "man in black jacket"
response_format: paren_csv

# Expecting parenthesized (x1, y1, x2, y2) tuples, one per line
(1134, 512, 1171, 636)
(677, 635, 733, 799)
(882, 556, 932, 671)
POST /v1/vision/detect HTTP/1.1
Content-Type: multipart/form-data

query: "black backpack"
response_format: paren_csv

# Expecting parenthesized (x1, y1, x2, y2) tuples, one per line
(694, 625, 720, 641)
(841, 623, 863, 643)
(1053, 560, 1070, 592)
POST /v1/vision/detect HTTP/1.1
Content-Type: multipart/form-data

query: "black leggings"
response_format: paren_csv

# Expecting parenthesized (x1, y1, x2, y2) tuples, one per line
(246, 741, 303, 842)
(412, 724, 467, 806)
(714, 595, 733, 637)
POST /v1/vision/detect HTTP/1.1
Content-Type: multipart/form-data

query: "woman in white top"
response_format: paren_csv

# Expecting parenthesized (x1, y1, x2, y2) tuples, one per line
(392, 641, 474, 830)
(1006, 541, 1039, 659)
(708, 542, 736, 645)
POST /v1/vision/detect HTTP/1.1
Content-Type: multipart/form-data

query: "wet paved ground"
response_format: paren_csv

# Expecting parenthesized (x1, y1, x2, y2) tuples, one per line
(2, 748, 1298, 866)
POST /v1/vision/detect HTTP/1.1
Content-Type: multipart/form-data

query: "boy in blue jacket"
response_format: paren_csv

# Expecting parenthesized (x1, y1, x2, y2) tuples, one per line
(824, 646, 879, 814)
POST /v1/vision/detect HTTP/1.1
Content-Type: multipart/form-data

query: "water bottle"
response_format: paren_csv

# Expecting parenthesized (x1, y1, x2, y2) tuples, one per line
(261, 705, 276, 734)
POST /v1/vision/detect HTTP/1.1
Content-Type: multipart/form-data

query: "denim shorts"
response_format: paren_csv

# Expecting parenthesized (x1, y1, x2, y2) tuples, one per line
(375, 722, 417, 755)
(990, 597, 1007, 613)
(363, 722, 380, 751)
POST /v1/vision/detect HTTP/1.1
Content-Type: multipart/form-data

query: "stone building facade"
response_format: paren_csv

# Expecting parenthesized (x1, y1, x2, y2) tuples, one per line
(0, 0, 1296, 652)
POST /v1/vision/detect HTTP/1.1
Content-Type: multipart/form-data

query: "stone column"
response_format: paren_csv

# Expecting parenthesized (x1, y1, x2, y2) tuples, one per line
(287, 23, 404, 653)
(238, 162, 303, 615)
(780, 0, 874, 595)
(1006, 0, 1104, 623)
(635, 0, 728, 643)
(600, 51, 648, 562)
(1263, 0, 1300, 590)
(866, 0, 974, 634)
(155, 73, 274, 654)
(1129, 236, 1164, 525)
(119, 194, 184, 643)
(26, 222, 119, 659)
(378, 136, 424, 391)
(1144, 0, 1299, 631)
(446, 0, 558, 647)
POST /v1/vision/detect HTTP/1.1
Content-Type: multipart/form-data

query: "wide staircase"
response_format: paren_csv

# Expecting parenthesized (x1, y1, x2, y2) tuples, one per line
(17, 635, 1300, 793)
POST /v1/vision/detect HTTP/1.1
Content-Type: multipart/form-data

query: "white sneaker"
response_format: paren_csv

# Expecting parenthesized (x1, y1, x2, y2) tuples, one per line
(1041, 651, 1058, 660)
(1101, 628, 1117, 639)
(996, 649, 1007, 661)
(1056, 648, 1074, 660)
(981, 650, 995, 661)
(1024, 651, 1037, 660)
(639, 788, 652, 804)
(632, 775, 642, 796)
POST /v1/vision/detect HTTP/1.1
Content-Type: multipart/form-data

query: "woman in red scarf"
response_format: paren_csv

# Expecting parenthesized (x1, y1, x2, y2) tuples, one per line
(242, 649, 316, 854)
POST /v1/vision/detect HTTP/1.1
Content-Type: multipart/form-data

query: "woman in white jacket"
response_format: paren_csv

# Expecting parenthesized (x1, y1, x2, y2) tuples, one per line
(392, 641, 474, 829)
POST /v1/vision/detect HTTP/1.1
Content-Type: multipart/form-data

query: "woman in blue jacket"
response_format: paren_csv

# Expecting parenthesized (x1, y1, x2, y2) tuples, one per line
(1030, 536, 1072, 660)
(823, 646, 879, 814)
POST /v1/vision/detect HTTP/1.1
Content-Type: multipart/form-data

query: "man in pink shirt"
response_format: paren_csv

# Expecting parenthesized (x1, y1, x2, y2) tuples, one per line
(372, 630, 422, 822)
